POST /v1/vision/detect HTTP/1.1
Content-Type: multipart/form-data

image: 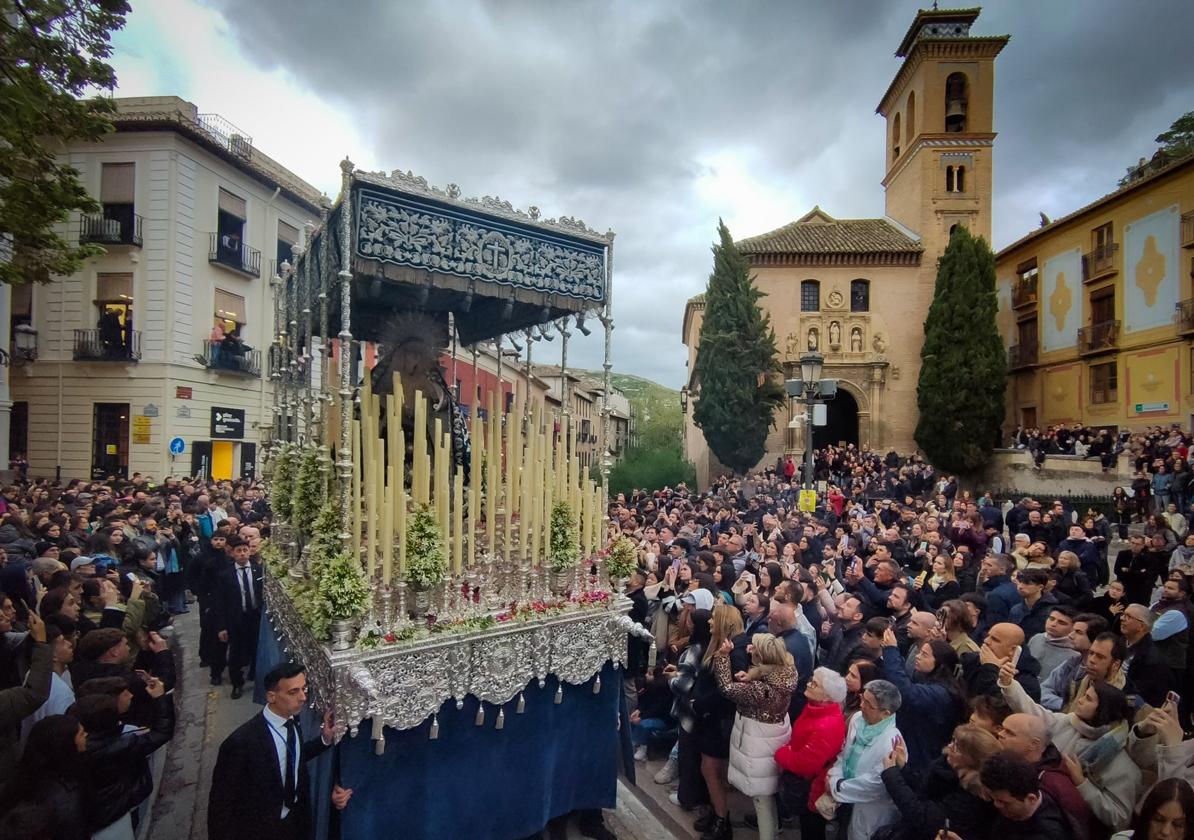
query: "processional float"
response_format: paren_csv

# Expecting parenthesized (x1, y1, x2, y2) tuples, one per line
(260, 158, 651, 761)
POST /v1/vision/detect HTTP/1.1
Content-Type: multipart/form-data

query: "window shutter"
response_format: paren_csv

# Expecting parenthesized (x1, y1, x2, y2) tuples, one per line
(218, 188, 247, 219)
(97, 273, 133, 301)
(277, 220, 299, 245)
(214, 289, 246, 323)
(101, 164, 135, 204)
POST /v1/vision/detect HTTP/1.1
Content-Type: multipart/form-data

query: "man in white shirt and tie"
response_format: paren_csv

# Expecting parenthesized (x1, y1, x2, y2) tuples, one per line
(214, 535, 261, 699)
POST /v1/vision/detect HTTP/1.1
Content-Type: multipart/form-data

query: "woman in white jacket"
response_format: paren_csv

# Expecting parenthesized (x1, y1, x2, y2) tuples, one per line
(824, 679, 903, 840)
(998, 659, 1143, 832)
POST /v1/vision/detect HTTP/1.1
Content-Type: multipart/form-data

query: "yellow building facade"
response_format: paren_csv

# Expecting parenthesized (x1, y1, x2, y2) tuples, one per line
(682, 7, 1007, 486)
(997, 155, 1194, 432)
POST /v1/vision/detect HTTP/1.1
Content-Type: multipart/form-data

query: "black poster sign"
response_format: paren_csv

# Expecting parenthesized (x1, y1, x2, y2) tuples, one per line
(210, 407, 245, 439)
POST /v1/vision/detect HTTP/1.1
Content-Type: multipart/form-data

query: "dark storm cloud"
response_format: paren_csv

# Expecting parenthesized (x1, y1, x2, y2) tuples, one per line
(199, 0, 1193, 387)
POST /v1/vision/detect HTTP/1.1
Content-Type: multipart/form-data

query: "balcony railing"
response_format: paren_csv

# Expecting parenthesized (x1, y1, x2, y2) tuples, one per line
(1012, 279, 1038, 309)
(1082, 243, 1119, 282)
(1008, 343, 1038, 370)
(1078, 319, 1120, 355)
(73, 328, 141, 362)
(199, 339, 261, 377)
(80, 211, 143, 247)
(1178, 299, 1194, 334)
(197, 113, 253, 161)
(209, 233, 261, 277)
(1182, 211, 1194, 248)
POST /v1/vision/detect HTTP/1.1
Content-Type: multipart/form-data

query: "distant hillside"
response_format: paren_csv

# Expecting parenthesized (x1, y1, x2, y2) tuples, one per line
(576, 370, 682, 449)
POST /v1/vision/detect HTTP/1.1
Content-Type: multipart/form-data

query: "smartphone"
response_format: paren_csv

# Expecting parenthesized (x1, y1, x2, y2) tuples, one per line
(1011, 645, 1023, 667)
(671, 557, 682, 572)
(1167, 690, 1182, 709)
(919, 542, 928, 552)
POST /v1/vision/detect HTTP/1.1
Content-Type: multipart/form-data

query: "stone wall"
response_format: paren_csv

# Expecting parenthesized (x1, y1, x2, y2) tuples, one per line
(967, 449, 1130, 498)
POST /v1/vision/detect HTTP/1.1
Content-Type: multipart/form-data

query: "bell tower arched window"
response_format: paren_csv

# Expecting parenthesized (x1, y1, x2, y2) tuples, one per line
(906, 91, 915, 142)
(946, 166, 955, 192)
(892, 113, 901, 160)
(945, 72, 968, 132)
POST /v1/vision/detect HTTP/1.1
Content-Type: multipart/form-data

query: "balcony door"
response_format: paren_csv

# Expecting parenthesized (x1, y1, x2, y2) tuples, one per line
(91, 403, 129, 479)
(100, 163, 135, 234)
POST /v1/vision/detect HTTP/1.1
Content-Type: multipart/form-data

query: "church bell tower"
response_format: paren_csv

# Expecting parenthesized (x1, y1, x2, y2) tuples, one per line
(879, 7, 1008, 256)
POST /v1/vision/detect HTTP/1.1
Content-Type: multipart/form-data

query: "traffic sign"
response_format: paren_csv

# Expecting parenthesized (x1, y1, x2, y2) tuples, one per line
(169, 437, 185, 455)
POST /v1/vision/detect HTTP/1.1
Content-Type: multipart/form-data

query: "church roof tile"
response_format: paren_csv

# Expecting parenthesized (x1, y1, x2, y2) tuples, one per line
(735, 207, 923, 256)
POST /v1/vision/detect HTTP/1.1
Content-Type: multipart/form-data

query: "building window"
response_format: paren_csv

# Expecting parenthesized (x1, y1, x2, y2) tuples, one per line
(217, 188, 247, 261)
(1090, 362, 1117, 405)
(95, 273, 133, 329)
(1016, 318, 1037, 348)
(213, 289, 246, 338)
(100, 163, 135, 228)
(945, 72, 968, 132)
(906, 91, 915, 142)
(946, 166, 955, 192)
(800, 280, 820, 312)
(1091, 289, 1115, 324)
(956, 165, 966, 192)
(10, 283, 31, 334)
(850, 279, 870, 312)
(277, 220, 298, 271)
(892, 113, 901, 160)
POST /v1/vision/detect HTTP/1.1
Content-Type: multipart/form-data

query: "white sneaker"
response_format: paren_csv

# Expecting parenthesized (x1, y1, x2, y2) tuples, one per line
(654, 756, 679, 785)
(668, 791, 681, 807)
(634, 745, 648, 762)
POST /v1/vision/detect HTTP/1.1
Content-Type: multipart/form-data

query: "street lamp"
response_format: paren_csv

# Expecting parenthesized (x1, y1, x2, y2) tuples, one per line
(785, 351, 826, 491)
(800, 352, 823, 388)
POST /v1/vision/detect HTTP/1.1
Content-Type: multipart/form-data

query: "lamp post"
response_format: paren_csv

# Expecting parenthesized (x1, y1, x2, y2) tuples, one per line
(785, 351, 824, 490)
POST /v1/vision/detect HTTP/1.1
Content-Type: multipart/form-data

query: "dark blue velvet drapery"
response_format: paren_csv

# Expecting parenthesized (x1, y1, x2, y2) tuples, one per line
(256, 614, 621, 840)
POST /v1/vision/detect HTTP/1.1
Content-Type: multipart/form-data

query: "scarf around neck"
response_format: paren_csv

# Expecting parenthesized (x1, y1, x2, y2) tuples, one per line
(844, 713, 896, 779)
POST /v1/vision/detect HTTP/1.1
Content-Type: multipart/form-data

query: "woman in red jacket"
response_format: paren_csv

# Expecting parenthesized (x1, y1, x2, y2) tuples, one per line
(774, 667, 848, 840)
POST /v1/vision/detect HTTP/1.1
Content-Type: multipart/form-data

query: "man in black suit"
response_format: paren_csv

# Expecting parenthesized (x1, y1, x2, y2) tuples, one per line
(213, 535, 261, 699)
(208, 661, 337, 840)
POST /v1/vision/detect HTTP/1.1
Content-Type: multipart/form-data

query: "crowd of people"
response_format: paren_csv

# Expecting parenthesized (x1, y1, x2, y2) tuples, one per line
(614, 444, 1194, 840)
(0, 474, 272, 839)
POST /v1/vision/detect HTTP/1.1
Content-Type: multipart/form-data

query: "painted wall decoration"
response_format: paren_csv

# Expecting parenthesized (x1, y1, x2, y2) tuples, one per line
(1123, 205, 1180, 334)
(1041, 249, 1082, 352)
(996, 276, 1014, 348)
(1041, 363, 1082, 425)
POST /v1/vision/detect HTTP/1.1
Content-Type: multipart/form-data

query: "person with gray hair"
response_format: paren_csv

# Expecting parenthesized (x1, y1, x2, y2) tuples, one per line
(1120, 601, 1176, 707)
(823, 679, 903, 840)
(774, 668, 849, 840)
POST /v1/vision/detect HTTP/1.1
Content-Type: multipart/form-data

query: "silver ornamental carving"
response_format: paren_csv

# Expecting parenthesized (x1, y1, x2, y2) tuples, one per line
(354, 189, 606, 303)
(264, 570, 636, 735)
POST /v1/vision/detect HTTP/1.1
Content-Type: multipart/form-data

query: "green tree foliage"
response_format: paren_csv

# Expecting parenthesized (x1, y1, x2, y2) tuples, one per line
(691, 220, 784, 474)
(607, 445, 695, 499)
(0, 0, 130, 285)
(1118, 110, 1194, 186)
(915, 226, 1006, 473)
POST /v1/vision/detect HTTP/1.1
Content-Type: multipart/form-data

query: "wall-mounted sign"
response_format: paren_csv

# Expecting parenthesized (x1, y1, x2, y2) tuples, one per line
(210, 407, 245, 439)
(169, 437, 185, 455)
(132, 415, 151, 445)
(176, 386, 193, 400)
(176, 405, 191, 419)
(1135, 402, 1170, 414)
(142, 403, 160, 418)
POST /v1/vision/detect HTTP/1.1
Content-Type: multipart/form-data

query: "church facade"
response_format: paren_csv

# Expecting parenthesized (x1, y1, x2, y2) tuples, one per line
(682, 7, 1008, 487)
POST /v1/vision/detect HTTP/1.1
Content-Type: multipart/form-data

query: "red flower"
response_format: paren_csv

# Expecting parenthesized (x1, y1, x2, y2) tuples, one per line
(384, 633, 396, 643)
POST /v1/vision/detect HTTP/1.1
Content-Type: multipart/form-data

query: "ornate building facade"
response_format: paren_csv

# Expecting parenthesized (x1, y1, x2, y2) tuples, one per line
(682, 7, 1007, 487)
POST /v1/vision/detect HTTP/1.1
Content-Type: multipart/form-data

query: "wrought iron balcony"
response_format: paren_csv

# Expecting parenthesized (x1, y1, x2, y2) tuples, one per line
(80, 210, 143, 247)
(1078, 319, 1120, 355)
(198, 339, 261, 377)
(73, 328, 141, 362)
(1182, 211, 1194, 248)
(209, 233, 261, 277)
(1178, 298, 1194, 334)
(1012, 278, 1038, 309)
(1008, 343, 1038, 370)
(1082, 243, 1119, 282)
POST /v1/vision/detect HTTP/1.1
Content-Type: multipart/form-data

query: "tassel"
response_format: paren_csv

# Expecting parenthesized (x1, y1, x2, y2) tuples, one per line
(475, 705, 485, 726)
(429, 714, 439, 740)
(593, 675, 601, 694)
(554, 684, 563, 704)
(517, 693, 526, 714)
(496, 708, 505, 730)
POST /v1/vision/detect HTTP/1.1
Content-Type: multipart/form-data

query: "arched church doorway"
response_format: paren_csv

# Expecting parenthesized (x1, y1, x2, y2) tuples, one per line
(813, 388, 859, 449)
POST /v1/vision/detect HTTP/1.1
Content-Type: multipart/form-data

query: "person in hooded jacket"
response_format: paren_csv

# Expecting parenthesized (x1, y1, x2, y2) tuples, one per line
(71, 676, 175, 838)
(0, 713, 90, 840)
(878, 633, 967, 774)
(668, 607, 712, 812)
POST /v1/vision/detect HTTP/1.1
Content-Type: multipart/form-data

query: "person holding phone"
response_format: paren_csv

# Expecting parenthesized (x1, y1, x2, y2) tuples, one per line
(0, 609, 51, 785)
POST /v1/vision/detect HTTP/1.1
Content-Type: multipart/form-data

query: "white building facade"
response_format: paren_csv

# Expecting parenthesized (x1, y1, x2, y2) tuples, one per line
(10, 96, 322, 481)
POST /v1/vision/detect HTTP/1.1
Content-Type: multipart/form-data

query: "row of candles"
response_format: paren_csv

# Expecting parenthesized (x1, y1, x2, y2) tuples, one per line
(351, 372, 606, 585)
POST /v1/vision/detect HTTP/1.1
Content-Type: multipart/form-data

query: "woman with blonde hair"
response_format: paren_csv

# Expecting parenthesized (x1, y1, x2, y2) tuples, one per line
(688, 603, 744, 839)
(710, 632, 797, 840)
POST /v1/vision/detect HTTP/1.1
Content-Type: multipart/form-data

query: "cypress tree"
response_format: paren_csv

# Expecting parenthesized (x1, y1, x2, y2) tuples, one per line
(915, 225, 1006, 473)
(692, 220, 785, 474)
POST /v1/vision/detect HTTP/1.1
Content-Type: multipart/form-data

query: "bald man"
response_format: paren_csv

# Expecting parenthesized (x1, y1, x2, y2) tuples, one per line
(904, 612, 938, 676)
(961, 622, 1042, 701)
(998, 712, 1093, 840)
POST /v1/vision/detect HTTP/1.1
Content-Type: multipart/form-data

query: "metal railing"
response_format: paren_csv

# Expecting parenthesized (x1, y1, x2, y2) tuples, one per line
(1082, 243, 1119, 281)
(73, 328, 141, 362)
(1012, 278, 1038, 308)
(80, 211, 143, 247)
(199, 339, 261, 377)
(1178, 298, 1194, 333)
(1182, 211, 1194, 248)
(1078, 319, 1119, 354)
(208, 233, 261, 277)
(1008, 343, 1038, 369)
(197, 113, 253, 160)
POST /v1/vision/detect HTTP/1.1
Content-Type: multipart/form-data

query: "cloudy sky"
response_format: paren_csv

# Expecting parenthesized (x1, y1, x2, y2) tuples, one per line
(107, 0, 1194, 388)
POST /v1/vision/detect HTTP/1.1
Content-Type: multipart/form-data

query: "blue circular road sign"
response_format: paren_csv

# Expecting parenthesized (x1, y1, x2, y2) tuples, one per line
(169, 437, 186, 455)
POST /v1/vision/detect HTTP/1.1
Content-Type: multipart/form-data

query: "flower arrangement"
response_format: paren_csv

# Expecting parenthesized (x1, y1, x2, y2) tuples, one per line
(290, 446, 324, 537)
(604, 535, 637, 581)
(548, 501, 580, 572)
(320, 550, 371, 620)
(290, 577, 331, 639)
(271, 444, 295, 521)
(405, 504, 447, 589)
(307, 502, 342, 569)
(260, 538, 288, 579)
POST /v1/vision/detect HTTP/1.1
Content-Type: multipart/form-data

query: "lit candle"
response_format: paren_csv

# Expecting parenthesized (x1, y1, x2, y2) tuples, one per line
(487, 391, 498, 556)
(351, 418, 362, 567)
(413, 390, 427, 506)
(382, 464, 394, 585)
(468, 412, 481, 565)
(453, 468, 464, 574)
